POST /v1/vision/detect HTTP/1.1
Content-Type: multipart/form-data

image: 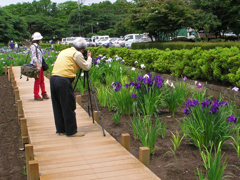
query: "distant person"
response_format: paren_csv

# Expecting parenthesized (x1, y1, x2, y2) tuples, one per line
(9, 41, 15, 50)
(15, 42, 18, 49)
(50, 39, 54, 48)
(30, 32, 49, 101)
(19, 41, 23, 47)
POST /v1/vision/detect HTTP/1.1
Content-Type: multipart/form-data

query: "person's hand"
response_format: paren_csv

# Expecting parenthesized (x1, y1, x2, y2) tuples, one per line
(37, 65, 41, 72)
(87, 51, 92, 57)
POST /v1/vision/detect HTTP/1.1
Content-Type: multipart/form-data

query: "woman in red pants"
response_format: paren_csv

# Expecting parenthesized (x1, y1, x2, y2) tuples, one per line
(30, 32, 49, 101)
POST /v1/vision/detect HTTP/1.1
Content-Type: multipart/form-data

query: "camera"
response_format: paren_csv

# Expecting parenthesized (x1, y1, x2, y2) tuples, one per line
(83, 49, 88, 60)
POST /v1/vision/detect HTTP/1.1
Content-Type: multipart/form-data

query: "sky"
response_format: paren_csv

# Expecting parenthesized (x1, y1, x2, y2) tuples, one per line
(0, 0, 117, 7)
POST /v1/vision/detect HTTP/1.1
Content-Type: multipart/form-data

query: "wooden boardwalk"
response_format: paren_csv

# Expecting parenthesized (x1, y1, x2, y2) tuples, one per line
(11, 66, 160, 180)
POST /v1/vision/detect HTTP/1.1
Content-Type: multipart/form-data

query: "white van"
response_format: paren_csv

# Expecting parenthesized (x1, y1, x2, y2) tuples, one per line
(124, 34, 144, 48)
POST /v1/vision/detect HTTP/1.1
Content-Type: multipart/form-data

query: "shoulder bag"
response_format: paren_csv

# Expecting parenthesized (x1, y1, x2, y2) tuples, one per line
(20, 51, 39, 80)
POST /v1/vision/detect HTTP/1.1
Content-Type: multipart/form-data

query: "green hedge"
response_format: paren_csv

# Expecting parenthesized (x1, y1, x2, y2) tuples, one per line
(88, 46, 240, 87)
(54, 44, 72, 51)
(132, 41, 240, 50)
(39, 43, 51, 48)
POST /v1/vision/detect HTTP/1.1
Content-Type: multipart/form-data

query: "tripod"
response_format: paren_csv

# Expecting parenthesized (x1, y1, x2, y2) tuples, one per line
(73, 69, 106, 136)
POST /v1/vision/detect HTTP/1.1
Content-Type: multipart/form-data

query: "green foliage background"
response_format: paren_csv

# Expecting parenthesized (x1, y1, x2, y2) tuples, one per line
(1, 0, 240, 43)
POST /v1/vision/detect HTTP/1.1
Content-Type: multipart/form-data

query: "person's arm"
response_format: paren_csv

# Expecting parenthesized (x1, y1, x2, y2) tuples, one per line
(73, 51, 92, 71)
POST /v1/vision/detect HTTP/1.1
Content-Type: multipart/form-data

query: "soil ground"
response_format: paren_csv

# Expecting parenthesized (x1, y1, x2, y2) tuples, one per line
(0, 74, 26, 180)
(77, 87, 240, 180)
(0, 73, 239, 180)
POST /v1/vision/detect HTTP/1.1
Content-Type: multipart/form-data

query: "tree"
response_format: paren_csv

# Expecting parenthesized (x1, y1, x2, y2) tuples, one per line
(0, 8, 30, 42)
(192, 11, 221, 42)
(127, 0, 196, 41)
(227, 2, 240, 40)
(190, 0, 234, 37)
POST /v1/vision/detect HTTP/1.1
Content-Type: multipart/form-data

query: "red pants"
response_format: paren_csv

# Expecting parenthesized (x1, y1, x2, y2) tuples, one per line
(34, 68, 46, 98)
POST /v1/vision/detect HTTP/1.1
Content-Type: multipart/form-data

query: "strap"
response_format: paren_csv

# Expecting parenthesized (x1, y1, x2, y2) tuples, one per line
(34, 45, 39, 60)
(25, 51, 30, 64)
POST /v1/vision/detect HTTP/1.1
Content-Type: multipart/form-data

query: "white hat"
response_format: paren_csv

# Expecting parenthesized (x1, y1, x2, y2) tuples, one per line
(32, 32, 43, 40)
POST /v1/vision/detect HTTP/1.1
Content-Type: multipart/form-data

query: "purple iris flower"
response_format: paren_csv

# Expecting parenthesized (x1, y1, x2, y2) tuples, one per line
(157, 82, 162, 88)
(209, 100, 220, 114)
(125, 84, 130, 88)
(111, 82, 121, 92)
(220, 101, 228, 107)
(129, 82, 135, 86)
(201, 99, 211, 108)
(192, 99, 200, 106)
(120, 60, 124, 64)
(184, 105, 191, 115)
(147, 78, 153, 85)
(137, 76, 144, 82)
(183, 76, 187, 81)
(209, 108, 218, 114)
(186, 99, 200, 107)
(131, 94, 137, 99)
(134, 83, 141, 89)
(143, 78, 147, 84)
(227, 114, 237, 123)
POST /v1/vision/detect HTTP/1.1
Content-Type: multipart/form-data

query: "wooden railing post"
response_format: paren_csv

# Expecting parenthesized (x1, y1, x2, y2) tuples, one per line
(8, 68, 10, 81)
(20, 118, 29, 145)
(10, 64, 12, 75)
(4, 65, 7, 74)
(29, 160, 39, 180)
(25, 144, 34, 180)
(76, 95, 82, 106)
(11, 77, 15, 85)
(121, 133, 130, 152)
(139, 147, 150, 167)
(17, 100, 23, 114)
(14, 88, 20, 103)
(17, 100, 24, 124)
(93, 111, 100, 124)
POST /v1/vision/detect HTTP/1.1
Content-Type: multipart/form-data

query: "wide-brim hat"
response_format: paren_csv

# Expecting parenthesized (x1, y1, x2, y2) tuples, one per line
(32, 32, 43, 41)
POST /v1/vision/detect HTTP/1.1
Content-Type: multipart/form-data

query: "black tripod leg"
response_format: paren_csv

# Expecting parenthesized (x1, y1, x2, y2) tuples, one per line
(73, 69, 83, 91)
(85, 72, 94, 123)
(86, 72, 106, 136)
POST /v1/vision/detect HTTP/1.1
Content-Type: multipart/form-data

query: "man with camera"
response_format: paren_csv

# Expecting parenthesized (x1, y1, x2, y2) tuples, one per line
(50, 37, 92, 137)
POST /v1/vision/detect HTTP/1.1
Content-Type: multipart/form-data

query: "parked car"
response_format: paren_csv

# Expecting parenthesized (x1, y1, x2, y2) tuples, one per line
(109, 38, 118, 47)
(113, 38, 125, 47)
(138, 37, 152, 43)
(124, 34, 144, 48)
(100, 38, 117, 48)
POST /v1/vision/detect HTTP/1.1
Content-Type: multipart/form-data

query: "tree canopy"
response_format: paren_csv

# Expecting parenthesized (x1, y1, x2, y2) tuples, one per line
(1, 0, 240, 43)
